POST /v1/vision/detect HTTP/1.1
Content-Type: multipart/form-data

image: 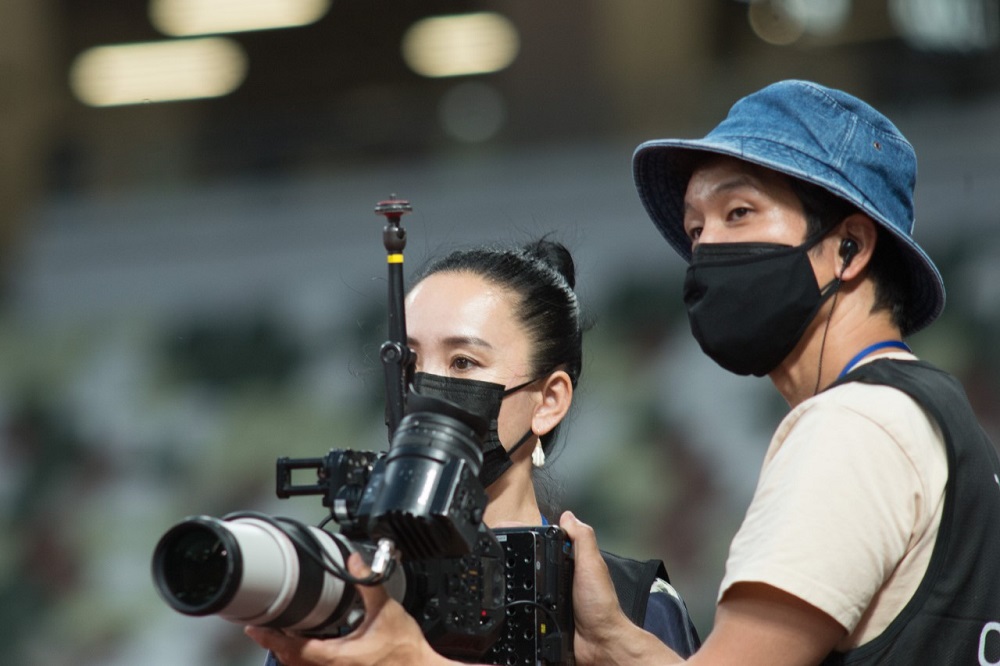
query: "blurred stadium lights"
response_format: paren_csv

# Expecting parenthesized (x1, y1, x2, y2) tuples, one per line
(149, 0, 331, 37)
(747, 1, 806, 45)
(401, 12, 520, 78)
(69, 38, 248, 107)
(742, 0, 999, 52)
(780, 0, 851, 36)
(890, 0, 1000, 51)
(747, 0, 852, 45)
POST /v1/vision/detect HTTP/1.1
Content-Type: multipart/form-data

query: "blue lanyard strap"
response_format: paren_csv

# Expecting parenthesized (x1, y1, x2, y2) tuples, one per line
(838, 340, 912, 379)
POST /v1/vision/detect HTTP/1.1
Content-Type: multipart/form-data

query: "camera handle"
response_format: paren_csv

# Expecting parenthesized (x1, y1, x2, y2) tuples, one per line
(375, 195, 415, 442)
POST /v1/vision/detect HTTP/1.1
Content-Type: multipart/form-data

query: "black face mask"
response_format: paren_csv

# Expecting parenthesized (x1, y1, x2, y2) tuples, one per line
(410, 372, 536, 488)
(683, 238, 840, 377)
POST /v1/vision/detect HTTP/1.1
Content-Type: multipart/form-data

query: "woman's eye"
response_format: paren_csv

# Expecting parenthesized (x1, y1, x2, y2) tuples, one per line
(728, 206, 751, 220)
(451, 356, 476, 371)
(688, 226, 702, 241)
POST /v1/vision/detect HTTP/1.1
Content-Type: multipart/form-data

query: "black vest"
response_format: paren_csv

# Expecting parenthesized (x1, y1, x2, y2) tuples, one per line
(601, 550, 701, 656)
(821, 359, 1000, 665)
(601, 551, 667, 626)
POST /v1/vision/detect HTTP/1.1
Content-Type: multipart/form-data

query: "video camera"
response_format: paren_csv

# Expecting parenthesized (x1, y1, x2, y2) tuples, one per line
(151, 197, 575, 665)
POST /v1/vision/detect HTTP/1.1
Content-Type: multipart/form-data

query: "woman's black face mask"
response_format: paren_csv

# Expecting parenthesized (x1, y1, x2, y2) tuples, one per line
(410, 372, 536, 488)
(682, 236, 840, 377)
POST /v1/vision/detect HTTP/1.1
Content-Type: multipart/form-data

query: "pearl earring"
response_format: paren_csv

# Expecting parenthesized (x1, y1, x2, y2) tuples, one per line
(532, 441, 546, 468)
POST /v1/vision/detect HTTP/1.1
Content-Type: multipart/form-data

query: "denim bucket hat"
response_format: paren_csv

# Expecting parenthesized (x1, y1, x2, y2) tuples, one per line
(632, 79, 946, 336)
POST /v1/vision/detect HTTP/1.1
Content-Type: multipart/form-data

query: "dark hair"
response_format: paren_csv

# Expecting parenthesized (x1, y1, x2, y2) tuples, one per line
(411, 239, 583, 452)
(792, 179, 912, 333)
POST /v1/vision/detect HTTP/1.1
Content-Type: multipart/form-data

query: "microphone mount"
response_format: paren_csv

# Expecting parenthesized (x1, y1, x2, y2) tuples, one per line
(375, 194, 414, 441)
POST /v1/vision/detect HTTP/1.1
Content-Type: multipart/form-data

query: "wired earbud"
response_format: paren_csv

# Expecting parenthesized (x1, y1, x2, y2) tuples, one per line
(815, 237, 859, 397)
(839, 238, 859, 268)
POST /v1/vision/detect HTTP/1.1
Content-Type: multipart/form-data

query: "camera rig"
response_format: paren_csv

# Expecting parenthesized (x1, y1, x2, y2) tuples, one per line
(152, 197, 575, 665)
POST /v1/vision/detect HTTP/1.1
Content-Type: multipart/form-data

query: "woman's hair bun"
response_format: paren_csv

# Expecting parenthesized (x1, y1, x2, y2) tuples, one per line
(521, 238, 576, 290)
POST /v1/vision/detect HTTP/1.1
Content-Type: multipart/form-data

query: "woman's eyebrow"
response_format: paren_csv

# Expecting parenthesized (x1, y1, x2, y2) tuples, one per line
(406, 334, 494, 349)
(441, 335, 494, 349)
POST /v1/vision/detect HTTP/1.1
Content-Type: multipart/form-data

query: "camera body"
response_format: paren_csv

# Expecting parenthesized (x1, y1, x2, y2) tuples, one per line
(486, 527, 575, 665)
(275, 441, 576, 664)
(153, 400, 575, 665)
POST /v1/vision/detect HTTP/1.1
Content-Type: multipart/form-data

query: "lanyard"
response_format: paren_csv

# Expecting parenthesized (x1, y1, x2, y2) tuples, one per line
(837, 340, 912, 380)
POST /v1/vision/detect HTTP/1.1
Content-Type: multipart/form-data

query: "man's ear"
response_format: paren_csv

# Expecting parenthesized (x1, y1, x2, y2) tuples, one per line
(532, 369, 573, 437)
(834, 214, 878, 281)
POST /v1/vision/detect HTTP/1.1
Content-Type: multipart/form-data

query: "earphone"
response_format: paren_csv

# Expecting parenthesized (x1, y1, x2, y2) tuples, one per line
(815, 237, 860, 396)
(839, 238, 859, 268)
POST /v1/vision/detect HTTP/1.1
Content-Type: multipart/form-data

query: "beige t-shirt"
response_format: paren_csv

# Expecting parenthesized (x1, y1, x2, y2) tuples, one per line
(718, 353, 947, 651)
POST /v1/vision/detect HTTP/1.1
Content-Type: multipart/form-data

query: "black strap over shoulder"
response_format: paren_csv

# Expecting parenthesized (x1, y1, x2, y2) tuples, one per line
(820, 359, 1000, 665)
(600, 550, 701, 657)
(600, 549, 668, 626)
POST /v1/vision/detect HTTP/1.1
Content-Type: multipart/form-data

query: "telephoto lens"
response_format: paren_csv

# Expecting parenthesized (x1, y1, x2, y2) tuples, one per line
(151, 513, 405, 636)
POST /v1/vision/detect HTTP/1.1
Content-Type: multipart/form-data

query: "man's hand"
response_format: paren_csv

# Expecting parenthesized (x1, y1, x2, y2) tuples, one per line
(559, 511, 684, 666)
(245, 553, 456, 666)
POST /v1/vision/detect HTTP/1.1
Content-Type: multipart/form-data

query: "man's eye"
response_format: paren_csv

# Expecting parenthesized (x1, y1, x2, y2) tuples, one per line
(688, 227, 702, 241)
(729, 206, 751, 220)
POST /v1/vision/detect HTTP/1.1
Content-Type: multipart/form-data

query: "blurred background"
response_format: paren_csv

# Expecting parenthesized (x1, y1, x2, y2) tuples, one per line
(2, 0, 999, 663)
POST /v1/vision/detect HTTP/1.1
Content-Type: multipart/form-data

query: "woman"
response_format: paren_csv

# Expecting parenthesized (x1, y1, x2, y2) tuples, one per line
(251, 239, 699, 664)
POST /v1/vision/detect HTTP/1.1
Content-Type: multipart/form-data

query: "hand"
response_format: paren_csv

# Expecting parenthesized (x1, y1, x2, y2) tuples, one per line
(557, 511, 637, 664)
(559, 513, 848, 666)
(245, 553, 454, 666)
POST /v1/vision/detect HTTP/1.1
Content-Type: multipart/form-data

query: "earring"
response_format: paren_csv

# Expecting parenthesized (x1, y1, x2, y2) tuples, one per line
(532, 441, 546, 468)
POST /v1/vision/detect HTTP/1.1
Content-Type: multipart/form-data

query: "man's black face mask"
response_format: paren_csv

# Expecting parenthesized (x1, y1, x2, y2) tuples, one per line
(682, 236, 839, 377)
(410, 372, 536, 488)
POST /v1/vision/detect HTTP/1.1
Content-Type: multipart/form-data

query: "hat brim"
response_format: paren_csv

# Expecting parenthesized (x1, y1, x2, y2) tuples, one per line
(633, 138, 946, 336)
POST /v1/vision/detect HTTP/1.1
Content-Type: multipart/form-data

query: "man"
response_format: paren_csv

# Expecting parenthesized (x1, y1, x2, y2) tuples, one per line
(560, 79, 1000, 664)
(246, 80, 1000, 666)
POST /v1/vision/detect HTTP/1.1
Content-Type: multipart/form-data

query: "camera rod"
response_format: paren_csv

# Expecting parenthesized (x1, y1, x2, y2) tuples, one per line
(375, 194, 414, 442)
